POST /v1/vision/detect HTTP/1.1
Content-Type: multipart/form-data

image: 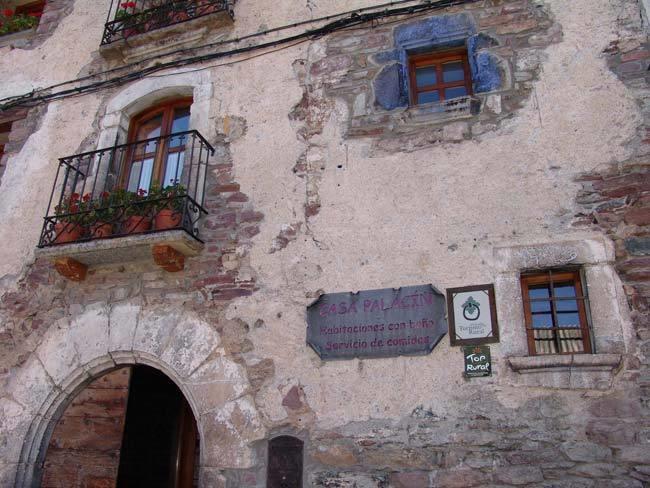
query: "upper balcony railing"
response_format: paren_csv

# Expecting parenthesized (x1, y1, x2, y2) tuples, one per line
(39, 130, 214, 248)
(101, 0, 233, 45)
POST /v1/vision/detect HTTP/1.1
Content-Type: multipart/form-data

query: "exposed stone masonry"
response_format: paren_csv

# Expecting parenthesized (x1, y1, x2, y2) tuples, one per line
(570, 4, 650, 487)
(299, 0, 561, 156)
(2, 0, 650, 486)
(0, 113, 263, 374)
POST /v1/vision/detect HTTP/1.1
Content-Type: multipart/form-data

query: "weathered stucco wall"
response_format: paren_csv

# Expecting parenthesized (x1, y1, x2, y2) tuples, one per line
(0, 0, 648, 487)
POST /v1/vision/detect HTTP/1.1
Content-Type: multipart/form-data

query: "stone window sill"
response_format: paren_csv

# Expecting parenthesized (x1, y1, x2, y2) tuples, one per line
(402, 95, 481, 123)
(349, 96, 480, 139)
(508, 354, 622, 373)
(35, 229, 203, 281)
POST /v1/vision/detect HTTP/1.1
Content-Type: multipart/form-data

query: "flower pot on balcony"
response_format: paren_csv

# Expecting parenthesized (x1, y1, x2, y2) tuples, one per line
(169, 10, 189, 23)
(154, 209, 182, 230)
(90, 222, 113, 239)
(123, 215, 152, 234)
(54, 222, 83, 244)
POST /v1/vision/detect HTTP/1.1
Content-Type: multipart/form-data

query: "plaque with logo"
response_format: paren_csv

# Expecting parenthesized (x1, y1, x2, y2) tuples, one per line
(447, 284, 499, 346)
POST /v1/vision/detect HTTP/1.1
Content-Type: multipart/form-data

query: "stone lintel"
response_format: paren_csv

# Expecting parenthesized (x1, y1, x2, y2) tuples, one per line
(493, 238, 614, 272)
(507, 354, 622, 373)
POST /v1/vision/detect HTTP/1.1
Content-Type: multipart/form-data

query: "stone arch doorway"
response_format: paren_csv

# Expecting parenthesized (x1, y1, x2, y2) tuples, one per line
(39, 364, 199, 488)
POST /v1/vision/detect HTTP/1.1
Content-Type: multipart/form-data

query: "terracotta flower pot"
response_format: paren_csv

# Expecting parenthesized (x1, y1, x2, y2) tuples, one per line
(154, 209, 182, 230)
(54, 222, 83, 244)
(90, 222, 113, 239)
(123, 215, 152, 234)
(170, 11, 189, 22)
(123, 27, 138, 38)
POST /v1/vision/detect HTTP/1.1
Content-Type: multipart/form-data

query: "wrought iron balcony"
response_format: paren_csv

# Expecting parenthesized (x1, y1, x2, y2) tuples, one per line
(38, 130, 213, 249)
(101, 0, 233, 45)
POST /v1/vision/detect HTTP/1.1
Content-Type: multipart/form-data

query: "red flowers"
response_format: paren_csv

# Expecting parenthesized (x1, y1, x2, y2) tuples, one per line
(2, 9, 13, 17)
(120, 2, 136, 9)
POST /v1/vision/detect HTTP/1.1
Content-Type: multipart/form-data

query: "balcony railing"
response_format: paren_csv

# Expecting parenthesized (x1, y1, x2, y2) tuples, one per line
(38, 130, 214, 248)
(101, 0, 233, 45)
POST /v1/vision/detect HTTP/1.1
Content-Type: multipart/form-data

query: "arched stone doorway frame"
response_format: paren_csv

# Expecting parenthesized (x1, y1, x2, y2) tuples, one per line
(14, 351, 203, 487)
(5, 302, 255, 487)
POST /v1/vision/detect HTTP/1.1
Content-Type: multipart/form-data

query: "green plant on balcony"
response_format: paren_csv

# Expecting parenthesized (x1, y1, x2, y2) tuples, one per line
(149, 183, 186, 230)
(82, 192, 116, 238)
(0, 8, 39, 36)
(115, 1, 150, 37)
(53, 193, 86, 243)
(110, 187, 156, 234)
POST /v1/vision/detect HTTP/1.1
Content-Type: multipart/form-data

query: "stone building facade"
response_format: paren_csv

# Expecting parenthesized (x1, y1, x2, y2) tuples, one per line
(0, 0, 649, 486)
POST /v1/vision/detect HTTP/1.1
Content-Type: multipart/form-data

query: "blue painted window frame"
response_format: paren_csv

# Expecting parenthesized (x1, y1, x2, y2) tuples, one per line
(373, 14, 502, 111)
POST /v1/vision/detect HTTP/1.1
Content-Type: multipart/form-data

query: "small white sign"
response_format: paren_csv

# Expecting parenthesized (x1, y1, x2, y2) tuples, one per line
(453, 290, 492, 340)
(447, 284, 499, 346)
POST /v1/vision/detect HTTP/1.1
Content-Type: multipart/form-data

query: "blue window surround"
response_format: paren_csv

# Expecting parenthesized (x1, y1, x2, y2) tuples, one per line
(373, 13, 502, 110)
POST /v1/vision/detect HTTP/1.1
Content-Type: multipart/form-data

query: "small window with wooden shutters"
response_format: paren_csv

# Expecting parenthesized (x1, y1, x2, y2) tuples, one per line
(267, 435, 303, 488)
(521, 270, 593, 356)
(408, 48, 472, 106)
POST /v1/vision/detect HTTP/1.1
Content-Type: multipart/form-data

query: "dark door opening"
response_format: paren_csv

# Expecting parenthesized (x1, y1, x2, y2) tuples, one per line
(116, 365, 198, 488)
(41, 365, 199, 488)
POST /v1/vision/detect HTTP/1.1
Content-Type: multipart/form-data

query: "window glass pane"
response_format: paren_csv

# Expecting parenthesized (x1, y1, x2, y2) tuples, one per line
(529, 286, 550, 299)
(415, 66, 437, 87)
(555, 299, 578, 312)
(529, 284, 551, 315)
(554, 283, 577, 297)
(168, 131, 188, 150)
(442, 61, 465, 83)
(170, 108, 191, 147)
(531, 299, 551, 313)
(554, 282, 579, 311)
(136, 114, 163, 154)
(444, 86, 468, 99)
(417, 90, 439, 104)
(128, 158, 154, 193)
(557, 312, 581, 328)
(163, 152, 185, 187)
(532, 313, 553, 329)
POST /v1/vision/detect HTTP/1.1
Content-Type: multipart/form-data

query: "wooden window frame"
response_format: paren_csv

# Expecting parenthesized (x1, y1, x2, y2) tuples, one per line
(408, 48, 472, 106)
(120, 97, 192, 191)
(521, 269, 592, 356)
